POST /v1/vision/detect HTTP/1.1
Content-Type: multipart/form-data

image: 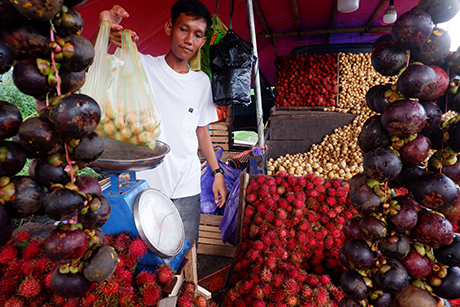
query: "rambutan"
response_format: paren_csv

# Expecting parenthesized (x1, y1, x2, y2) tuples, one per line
(14, 232, 30, 243)
(157, 264, 174, 285)
(257, 203, 268, 215)
(317, 194, 325, 202)
(325, 237, 334, 249)
(195, 295, 208, 307)
(278, 171, 288, 178)
(307, 189, 319, 198)
(271, 193, 281, 203)
(100, 278, 120, 298)
(263, 210, 275, 223)
(241, 279, 255, 293)
(312, 175, 323, 185)
(177, 295, 194, 307)
(17, 276, 42, 299)
(306, 273, 320, 286)
(314, 286, 330, 306)
(265, 257, 277, 270)
(129, 237, 148, 259)
(301, 284, 313, 299)
(286, 295, 298, 307)
(0, 245, 18, 264)
(136, 270, 157, 286)
(292, 198, 304, 209)
(318, 274, 331, 285)
(285, 192, 295, 204)
(330, 228, 342, 238)
(326, 197, 337, 206)
(21, 242, 41, 260)
(142, 283, 161, 306)
(254, 299, 266, 307)
(256, 174, 266, 184)
(4, 296, 25, 307)
(278, 198, 288, 210)
(81, 292, 99, 307)
(276, 208, 288, 220)
(116, 268, 133, 284)
(252, 285, 264, 300)
(264, 197, 277, 211)
(259, 188, 269, 198)
(253, 214, 264, 225)
(247, 193, 258, 203)
(273, 289, 286, 301)
(283, 278, 300, 296)
(272, 275, 283, 288)
(336, 187, 348, 197)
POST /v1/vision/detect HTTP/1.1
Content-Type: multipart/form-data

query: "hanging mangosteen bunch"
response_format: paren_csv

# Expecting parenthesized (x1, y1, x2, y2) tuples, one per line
(0, 0, 122, 300)
(340, 0, 460, 306)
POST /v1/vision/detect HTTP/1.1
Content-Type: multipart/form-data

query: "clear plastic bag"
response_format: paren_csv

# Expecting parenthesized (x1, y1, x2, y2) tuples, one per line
(81, 21, 161, 149)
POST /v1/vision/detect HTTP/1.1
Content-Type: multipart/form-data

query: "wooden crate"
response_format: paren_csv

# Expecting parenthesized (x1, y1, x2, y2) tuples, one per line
(209, 122, 233, 151)
(267, 106, 356, 158)
(198, 214, 237, 257)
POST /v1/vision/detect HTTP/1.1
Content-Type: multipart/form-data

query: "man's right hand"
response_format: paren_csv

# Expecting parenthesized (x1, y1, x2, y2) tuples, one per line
(95, 5, 139, 47)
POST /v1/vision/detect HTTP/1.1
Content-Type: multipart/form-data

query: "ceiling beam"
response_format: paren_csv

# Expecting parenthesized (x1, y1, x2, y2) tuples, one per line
(365, 0, 390, 29)
(258, 25, 393, 38)
(326, 0, 338, 43)
(290, 0, 301, 34)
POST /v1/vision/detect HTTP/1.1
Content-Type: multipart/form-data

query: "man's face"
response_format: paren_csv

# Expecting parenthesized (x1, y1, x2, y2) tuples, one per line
(165, 12, 207, 62)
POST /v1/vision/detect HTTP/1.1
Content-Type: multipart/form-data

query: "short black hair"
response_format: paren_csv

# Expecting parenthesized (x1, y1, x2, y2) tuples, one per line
(171, 0, 212, 32)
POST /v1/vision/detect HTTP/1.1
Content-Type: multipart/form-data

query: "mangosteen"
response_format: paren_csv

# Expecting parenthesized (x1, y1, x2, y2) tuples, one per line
(61, 35, 94, 72)
(381, 99, 427, 137)
(12, 58, 52, 99)
(78, 194, 111, 229)
(358, 115, 391, 153)
(440, 188, 460, 226)
(372, 34, 393, 52)
(399, 134, 431, 165)
(379, 234, 411, 260)
(399, 245, 432, 279)
(0, 18, 51, 60)
(0, 0, 22, 29)
(72, 131, 104, 163)
(53, 6, 84, 37)
(34, 155, 71, 188)
(44, 187, 86, 221)
(391, 284, 437, 307)
(12, 0, 63, 22)
(58, 68, 86, 96)
(424, 65, 450, 101)
(447, 118, 460, 152)
(340, 269, 371, 301)
(389, 163, 426, 190)
(429, 154, 460, 184)
(411, 28, 451, 66)
(420, 101, 443, 136)
(51, 93, 101, 139)
(363, 147, 402, 182)
(365, 85, 391, 114)
(418, 0, 460, 24)
(427, 123, 445, 150)
(4, 176, 44, 218)
(0, 38, 13, 74)
(434, 233, 460, 267)
(0, 100, 22, 139)
(432, 266, 460, 300)
(359, 214, 388, 243)
(411, 210, 455, 248)
(338, 296, 362, 307)
(75, 175, 102, 195)
(391, 9, 434, 50)
(51, 266, 92, 298)
(0, 140, 27, 177)
(349, 173, 384, 214)
(368, 291, 392, 307)
(371, 42, 408, 76)
(386, 195, 421, 232)
(374, 259, 409, 294)
(18, 117, 63, 157)
(83, 245, 118, 282)
(44, 226, 88, 264)
(340, 239, 374, 270)
(343, 215, 363, 241)
(397, 63, 437, 100)
(0, 204, 13, 249)
(412, 172, 458, 210)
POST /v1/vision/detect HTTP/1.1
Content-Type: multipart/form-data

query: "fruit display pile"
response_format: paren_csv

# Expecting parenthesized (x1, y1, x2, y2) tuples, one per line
(0, 231, 214, 307)
(275, 53, 338, 107)
(0, 0, 127, 299)
(222, 172, 355, 306)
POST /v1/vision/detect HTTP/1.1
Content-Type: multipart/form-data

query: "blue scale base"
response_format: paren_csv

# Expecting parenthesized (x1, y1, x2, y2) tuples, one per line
(100, 174, 188, 273)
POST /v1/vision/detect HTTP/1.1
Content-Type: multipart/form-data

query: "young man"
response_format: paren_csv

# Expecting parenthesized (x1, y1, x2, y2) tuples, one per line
(94, 0, 227, 244)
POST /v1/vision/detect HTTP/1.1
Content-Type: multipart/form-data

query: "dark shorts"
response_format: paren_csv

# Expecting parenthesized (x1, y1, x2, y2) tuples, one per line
(171, 194, 201, 244)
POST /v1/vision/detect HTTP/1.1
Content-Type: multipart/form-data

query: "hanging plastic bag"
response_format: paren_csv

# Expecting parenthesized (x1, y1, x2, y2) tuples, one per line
(81, 21, 161, 149)
(219, 172, 242, 245)
(209, 29, 257, 107)
(190, 14, 228, 81)
(200, 146, 242, 215)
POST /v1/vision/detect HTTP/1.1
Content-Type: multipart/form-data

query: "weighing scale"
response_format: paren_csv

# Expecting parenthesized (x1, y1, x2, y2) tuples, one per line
(90, 137, 190, 273)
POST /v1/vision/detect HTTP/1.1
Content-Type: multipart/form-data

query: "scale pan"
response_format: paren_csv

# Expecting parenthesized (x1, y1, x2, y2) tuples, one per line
(132, 189, 184, 257)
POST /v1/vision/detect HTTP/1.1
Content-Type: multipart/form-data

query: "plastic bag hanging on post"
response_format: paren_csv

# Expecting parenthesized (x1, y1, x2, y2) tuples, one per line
(209, 29, 257, 107)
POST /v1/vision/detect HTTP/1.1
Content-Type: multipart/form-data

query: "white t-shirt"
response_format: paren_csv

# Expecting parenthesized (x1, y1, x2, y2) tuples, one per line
(136, 54, 218, 198)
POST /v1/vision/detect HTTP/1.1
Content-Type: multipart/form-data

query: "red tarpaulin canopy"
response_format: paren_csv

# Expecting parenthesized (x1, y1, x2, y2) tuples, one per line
(77, 0, 420, 85)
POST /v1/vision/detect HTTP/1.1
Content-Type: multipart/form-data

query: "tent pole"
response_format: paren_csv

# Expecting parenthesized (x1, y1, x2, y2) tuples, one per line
(247, 0, 265, 149)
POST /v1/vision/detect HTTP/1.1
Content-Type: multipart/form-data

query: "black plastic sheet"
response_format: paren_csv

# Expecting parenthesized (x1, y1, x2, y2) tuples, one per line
(210, 29, 257, 107)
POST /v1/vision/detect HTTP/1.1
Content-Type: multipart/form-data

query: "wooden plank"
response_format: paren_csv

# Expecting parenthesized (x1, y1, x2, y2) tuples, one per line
(269, 110, 356, 140)
(197, 244, 236, 257)
(199, 233, 227, 242)
(236, 172, 251, 246)
(266, 139, 320, 159)
(200, 214, 223, 225)
(199, 225, 221, 233)
(183, 242, 198, 286)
